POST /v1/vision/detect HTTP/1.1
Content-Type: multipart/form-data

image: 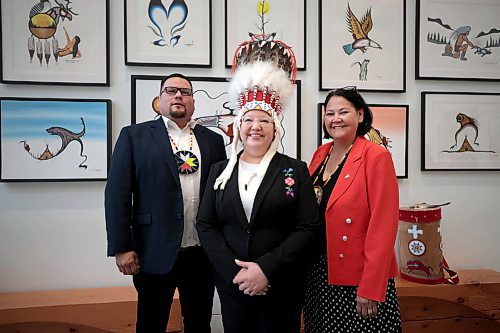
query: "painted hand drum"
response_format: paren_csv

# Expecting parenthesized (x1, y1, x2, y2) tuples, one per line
(398, 206, 458, 284)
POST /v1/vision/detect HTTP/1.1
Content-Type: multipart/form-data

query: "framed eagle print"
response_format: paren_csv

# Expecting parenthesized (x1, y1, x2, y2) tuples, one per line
(319, 0, 405, 92)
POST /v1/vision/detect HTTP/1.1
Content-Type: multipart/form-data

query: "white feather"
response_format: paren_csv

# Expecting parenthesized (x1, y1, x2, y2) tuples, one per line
(229, 61, 294, 113)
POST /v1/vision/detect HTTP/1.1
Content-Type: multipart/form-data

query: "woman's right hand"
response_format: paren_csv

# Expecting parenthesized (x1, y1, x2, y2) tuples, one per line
(356, 295, 378, 319)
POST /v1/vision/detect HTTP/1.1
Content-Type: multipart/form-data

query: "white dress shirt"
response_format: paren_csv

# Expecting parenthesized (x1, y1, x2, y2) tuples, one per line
(163, 116, 202, 248)
(238, 159, 264, 222)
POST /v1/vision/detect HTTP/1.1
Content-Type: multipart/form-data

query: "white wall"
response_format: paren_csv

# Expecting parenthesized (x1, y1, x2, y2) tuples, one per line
(1, 1, 499, 293)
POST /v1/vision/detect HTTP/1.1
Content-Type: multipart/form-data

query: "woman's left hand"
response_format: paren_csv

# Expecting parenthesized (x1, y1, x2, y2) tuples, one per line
(232, 259, 269, 296)
(356, 295, 378, 319)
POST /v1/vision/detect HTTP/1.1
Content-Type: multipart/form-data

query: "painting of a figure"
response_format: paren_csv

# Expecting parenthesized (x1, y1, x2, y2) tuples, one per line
(132, 75, 301, 158)
(125, 0, 211, 67)
(1, 0, 109, 85)
(417, 0, 500, 81)
(0, 98, 111, 181)
(422, 92, 500, 170)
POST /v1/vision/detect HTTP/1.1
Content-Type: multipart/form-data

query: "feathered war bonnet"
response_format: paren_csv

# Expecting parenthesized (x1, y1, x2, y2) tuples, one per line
(213, 34, 297, 190)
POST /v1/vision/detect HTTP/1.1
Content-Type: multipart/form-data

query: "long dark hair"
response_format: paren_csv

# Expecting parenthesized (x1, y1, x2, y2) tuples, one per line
(72, 36, 81, 58)
(322, 87, 373, 139)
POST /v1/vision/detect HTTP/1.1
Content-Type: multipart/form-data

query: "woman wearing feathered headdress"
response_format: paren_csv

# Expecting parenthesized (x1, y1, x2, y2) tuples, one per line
(196, 35, 319, 333)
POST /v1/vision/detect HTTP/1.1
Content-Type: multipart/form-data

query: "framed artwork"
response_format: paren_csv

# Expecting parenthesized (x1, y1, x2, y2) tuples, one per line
(131, 75, 301, 159)
(0, 98, 111, 182)
(225, 0, 306, 70)
(416, 0, 500, 81)
(317, 103, 409, 178)
(0, 0, 109, 86)
(124, 0, 212, 67)
(421, 92, 500, 171)
(319, 0, 406, 92)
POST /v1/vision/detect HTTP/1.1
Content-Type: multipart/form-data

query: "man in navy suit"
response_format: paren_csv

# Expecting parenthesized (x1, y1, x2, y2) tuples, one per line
(105, 73, 226, 333)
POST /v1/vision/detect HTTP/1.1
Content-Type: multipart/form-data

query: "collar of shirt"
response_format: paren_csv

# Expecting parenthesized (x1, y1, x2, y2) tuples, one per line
(162, 116, 197, 134)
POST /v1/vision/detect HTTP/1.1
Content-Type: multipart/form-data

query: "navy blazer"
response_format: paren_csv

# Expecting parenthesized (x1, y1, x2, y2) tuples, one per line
(105, 118, 226, 275)
(196, 153, 319, 289)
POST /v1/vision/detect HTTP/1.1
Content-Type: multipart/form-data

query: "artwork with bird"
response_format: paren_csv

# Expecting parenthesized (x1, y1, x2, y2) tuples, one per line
(343, 4, 382, 55)
(27, 0, 80, 67)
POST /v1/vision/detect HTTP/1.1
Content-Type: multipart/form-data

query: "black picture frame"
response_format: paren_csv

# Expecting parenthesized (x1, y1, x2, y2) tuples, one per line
(317, 102, 409, 178)
(224, 0, 306, 70)
(0, 97, 111, 182)
(124, 0, 212, 68)
(0, 0, 110, 86)
(319, 0, 406, 92)
(131, 75, 302, 159)
(416, 0, 500, 81)
(421, 91, 500, 171)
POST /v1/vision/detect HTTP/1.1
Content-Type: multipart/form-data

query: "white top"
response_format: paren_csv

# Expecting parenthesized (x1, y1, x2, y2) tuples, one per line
(238, 159, 263, 222)
(163, 116, 202, 248)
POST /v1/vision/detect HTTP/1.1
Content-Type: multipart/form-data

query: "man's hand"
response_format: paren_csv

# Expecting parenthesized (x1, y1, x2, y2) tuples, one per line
(232, 259, 269, 296)
(356, 295, 378, 319)
(115, 251, 140, 275)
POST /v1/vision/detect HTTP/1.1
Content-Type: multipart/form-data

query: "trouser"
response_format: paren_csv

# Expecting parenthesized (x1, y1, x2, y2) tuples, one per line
(133, 246, 215, 333)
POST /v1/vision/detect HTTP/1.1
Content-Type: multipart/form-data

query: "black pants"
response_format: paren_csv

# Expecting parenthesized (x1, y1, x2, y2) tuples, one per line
(133, 246, 215, 333)
(216, 275, 302, 333)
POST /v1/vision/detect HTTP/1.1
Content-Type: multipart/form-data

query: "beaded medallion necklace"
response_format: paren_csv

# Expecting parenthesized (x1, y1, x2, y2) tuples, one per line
(168, 127, 199, 175)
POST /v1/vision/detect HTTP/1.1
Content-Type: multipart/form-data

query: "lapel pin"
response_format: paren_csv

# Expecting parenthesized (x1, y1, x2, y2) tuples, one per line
(344, 174, 350, 179)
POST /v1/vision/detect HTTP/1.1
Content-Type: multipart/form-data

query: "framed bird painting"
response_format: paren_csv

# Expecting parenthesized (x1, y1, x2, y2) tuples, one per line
(124, 0, 212, 67)
(0, 97, 111, 182)
(421, 92, 500, 171)
(319, 0, 406, 92)
(0, 0, 110, 86)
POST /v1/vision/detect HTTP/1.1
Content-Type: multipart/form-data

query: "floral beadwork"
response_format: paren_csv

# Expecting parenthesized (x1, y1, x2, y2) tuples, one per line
(283, 168, 295, 198)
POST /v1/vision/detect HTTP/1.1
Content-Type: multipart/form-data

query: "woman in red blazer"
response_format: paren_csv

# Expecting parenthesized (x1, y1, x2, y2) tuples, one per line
(304, 87, 401, 333)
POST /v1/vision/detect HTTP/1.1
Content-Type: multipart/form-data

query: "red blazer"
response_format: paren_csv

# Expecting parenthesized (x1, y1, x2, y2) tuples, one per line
(309, 137, 399, 302)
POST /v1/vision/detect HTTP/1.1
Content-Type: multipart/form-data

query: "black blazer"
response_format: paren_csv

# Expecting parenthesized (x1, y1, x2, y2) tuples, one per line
(196, 153, 319, 289)
(105, 118, 226, 275)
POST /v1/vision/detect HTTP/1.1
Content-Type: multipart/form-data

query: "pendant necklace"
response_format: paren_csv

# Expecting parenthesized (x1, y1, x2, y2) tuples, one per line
(312, 143, 352, 205)
(169, 128, 199, 175)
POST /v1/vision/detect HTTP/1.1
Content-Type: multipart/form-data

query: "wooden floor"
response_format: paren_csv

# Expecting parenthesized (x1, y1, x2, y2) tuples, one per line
(0, 269, 499, 333)
(0, 287, 181, 333)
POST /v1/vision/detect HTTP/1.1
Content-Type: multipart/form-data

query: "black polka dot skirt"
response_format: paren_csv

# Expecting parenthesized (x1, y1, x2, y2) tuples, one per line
(304, 253, 402, 333)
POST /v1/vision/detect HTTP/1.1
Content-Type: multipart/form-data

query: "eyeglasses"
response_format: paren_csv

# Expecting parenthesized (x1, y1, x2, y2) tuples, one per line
(241, 116, 274, 127)
(162, 86, 193, 96)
